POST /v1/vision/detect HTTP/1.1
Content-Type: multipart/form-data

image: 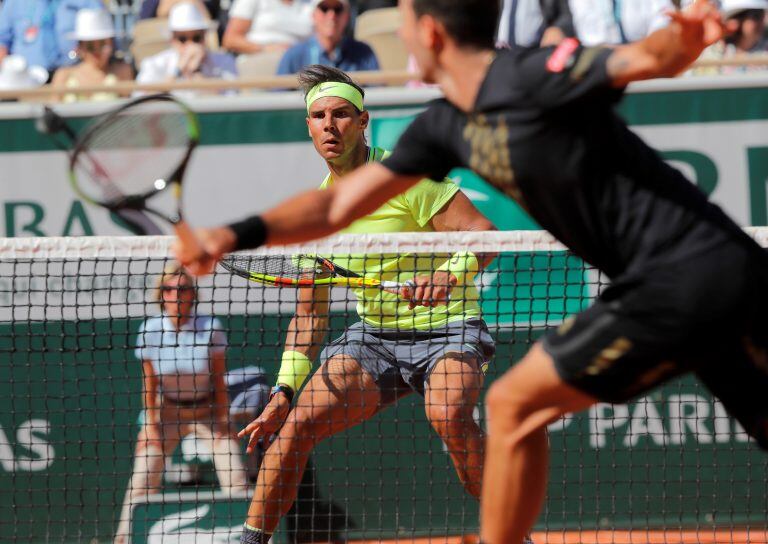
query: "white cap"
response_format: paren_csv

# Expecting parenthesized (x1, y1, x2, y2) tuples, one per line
(168, 2, 213, 32)
(0, 55, 49, 90)
(66, 9, 115, 41)
(721, 0, 768, 18)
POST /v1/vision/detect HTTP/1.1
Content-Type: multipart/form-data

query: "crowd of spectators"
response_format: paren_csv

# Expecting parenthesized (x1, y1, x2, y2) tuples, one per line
(0, 0, 765, 96)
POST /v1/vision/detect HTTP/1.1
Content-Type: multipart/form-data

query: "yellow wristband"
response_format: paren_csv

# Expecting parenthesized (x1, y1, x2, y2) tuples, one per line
(276, 350, 313, 393)
(437, 251, 479, 284)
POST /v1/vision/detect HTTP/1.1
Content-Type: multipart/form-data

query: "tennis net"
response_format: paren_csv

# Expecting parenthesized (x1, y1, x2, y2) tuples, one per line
(0, 230, 766, 544)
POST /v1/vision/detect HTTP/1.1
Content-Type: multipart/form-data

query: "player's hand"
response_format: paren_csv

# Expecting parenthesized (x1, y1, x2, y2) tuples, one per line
(404, 271, 457, 310)
(237, 393, 291, 454)
(172, 226, 237, 276)
(668, 0, 736, 54)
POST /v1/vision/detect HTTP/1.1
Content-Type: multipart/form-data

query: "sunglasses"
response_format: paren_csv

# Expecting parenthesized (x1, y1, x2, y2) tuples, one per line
(80, 40, 112, 53)
(317, 4, 345, 14)
(173, 33, 205, 44)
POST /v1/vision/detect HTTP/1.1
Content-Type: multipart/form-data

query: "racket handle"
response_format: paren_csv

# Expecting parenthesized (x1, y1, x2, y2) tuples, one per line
(380, 280, 416, 300)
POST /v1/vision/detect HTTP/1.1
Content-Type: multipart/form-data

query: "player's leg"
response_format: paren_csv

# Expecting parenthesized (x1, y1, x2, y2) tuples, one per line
(480, 343, 596, 544)
(114, 416, 182, 542)
(424, 352, 485, 498)
(479, 264, 700, 544)
(245, 354, 388, 534)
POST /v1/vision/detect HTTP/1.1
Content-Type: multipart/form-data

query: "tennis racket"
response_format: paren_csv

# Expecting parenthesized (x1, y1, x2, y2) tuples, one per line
(220, 253, 414, 297)
(66, 93, 201, 247)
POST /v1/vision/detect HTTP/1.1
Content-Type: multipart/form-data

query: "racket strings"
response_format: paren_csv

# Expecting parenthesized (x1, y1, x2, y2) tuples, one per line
(74, 106, 191, 202)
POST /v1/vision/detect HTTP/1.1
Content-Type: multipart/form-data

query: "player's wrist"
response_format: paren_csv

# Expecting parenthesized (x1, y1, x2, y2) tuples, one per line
(227, 215, 268, 251)
(269, 384, 294, 404)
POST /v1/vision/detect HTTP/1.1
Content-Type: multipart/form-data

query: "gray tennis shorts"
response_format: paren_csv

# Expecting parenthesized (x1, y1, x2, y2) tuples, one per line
(320, 318, 495, 403)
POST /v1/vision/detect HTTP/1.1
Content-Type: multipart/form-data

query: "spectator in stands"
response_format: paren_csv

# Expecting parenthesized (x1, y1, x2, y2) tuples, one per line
(277, 0, 379, 75)
(0, 0, 105, 73)
(114, 263, 247, 544)
(135, 2, 237, 97)
(690, 0, 768, 74)
(50, 9, 133, 102)
(222, 0, 313, 55)
(569, 0, 674, 45)
(497, 0, 575, 48)
(722, 0, 767, 53)
(140, 0, 228, 42)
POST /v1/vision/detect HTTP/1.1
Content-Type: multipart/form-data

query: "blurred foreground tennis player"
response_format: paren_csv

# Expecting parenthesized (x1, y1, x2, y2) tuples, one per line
(239, 65, 502, 544)
(176, 0, 768, 542)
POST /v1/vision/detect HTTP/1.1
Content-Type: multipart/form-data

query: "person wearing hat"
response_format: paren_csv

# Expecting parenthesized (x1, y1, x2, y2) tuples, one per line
(0, 0, 104, 73)
(50, 9, 133, 103)
(135, 1, 237, 97)
(222, 0, 313, 55)
(723, 0, 768, 52)
(689, 0, 767, 74)
(276, 0, 379, 75)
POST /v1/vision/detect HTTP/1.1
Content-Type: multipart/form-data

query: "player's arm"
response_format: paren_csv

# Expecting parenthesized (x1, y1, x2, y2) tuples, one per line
(178, 163, 423, 276)
(606, 0, 733, 87)
(238, 285, 331, 453)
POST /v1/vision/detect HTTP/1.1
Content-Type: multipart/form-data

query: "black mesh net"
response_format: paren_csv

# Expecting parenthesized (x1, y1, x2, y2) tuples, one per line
(0, 232, 766, 544)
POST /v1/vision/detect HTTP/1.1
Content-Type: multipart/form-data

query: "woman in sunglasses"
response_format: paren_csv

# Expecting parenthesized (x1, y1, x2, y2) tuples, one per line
(50, 9, 133, 102)
(114, 263, 247, 543)
(135, 2, 237, 97)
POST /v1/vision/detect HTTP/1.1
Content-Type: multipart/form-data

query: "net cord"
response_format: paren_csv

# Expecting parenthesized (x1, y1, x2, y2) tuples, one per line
(1, 228, 767, 259)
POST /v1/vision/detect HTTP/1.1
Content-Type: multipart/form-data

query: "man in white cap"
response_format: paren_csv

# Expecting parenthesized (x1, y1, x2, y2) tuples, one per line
(135, 1, 237, 96)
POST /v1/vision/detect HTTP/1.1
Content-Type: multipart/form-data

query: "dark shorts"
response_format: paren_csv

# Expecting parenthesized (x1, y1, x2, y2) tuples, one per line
(542, 242, 768, 449)
(320, 318, 496, 403)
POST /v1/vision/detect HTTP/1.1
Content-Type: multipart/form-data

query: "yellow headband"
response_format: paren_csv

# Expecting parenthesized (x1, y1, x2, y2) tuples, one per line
(305, 81, 364, 113)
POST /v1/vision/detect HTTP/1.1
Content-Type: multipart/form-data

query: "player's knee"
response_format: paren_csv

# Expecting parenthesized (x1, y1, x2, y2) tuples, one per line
(426, 402, 473, 437)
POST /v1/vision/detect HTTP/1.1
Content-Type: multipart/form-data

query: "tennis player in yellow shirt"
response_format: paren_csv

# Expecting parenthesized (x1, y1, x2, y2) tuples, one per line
(236, 65, 504, 544)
